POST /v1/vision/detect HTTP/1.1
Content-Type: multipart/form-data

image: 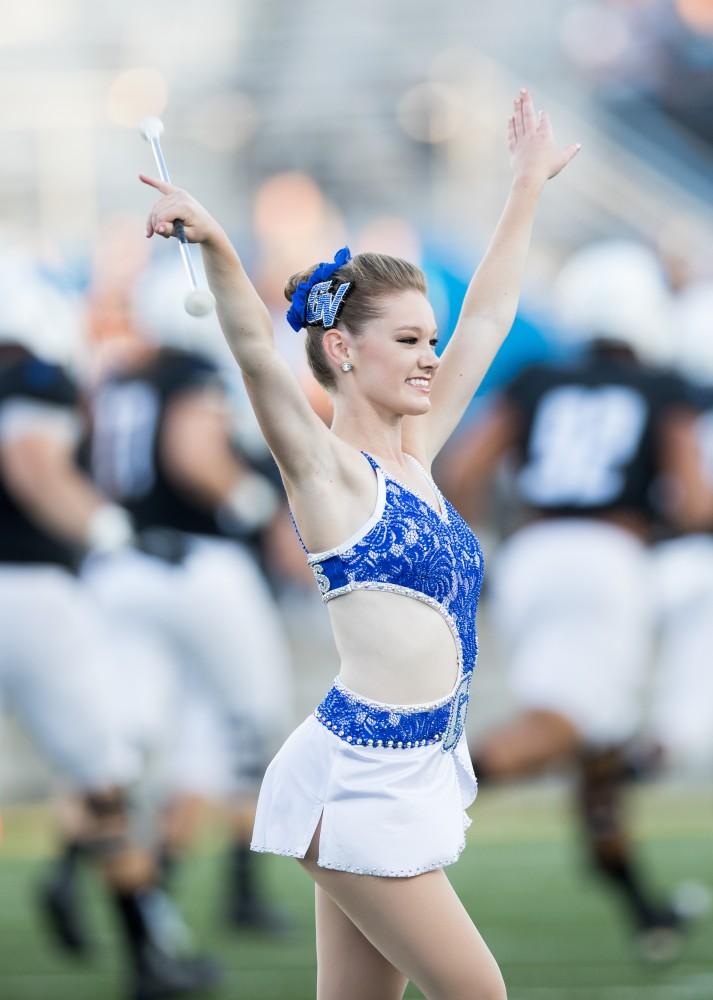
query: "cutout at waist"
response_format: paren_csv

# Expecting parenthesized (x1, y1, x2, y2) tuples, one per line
(327, 586, 463, 705)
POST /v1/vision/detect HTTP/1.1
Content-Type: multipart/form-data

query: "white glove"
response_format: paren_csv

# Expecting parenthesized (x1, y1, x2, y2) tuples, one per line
(217, 473, 281, 535)
(85, 504, 134, 555)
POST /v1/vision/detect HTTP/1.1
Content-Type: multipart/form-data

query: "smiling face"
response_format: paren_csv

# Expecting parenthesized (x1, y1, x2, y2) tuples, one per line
(335, 289, 440, 416)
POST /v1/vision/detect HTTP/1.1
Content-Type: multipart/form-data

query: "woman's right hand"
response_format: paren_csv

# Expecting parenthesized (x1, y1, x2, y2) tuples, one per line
(507, 89, 580, 187)
(140, 174, 223, 245)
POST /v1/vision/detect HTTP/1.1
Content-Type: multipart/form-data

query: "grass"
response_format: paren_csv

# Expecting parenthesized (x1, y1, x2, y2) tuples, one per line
(0, 782, 711, 1000)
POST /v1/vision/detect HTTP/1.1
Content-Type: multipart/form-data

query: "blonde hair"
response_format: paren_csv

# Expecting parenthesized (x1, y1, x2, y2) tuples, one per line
(284, 252, 427, 390)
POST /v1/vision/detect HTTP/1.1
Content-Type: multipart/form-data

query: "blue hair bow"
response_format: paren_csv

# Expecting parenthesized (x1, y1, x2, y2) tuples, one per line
(286, 247, 352, 332)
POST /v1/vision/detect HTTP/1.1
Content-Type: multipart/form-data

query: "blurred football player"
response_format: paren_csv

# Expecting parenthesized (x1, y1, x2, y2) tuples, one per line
(445, 241, 690, 959)
(84, 256, 294, 932)
(649, 279, 713, 774)
(0, 253, 219, 999)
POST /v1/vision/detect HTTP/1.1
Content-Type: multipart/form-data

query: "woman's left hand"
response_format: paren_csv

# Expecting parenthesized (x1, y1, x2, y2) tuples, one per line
(508, 89, 580, 186)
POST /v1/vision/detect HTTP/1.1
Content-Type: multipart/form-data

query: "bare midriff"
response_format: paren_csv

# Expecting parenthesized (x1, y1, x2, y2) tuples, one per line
(327, 589, 459, 705)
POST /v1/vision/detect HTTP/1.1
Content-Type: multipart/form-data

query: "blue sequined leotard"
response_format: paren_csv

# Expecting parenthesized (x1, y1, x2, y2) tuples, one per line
(298, 452, 484, 754)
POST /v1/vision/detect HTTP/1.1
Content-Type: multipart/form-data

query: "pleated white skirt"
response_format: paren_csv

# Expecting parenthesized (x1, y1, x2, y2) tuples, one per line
(251, 713, 477, 877)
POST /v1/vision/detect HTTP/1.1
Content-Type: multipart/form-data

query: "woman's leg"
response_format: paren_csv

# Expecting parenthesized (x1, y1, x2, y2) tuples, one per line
(300, 824, 506, 1000)
(315, 883, 408, 1000)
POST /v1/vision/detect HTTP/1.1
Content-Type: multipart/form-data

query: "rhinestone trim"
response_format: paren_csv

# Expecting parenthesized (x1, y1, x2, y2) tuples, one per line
(308, 840, 467, 877)
(332, 675, 456, 713)
(250, 844, 305, 859)
(250, 839, 468, 877)
(314, 683, 450, 749)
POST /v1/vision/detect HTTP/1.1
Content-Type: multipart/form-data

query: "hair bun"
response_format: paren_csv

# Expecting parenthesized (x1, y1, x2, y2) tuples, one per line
(284, 266, 318, 304)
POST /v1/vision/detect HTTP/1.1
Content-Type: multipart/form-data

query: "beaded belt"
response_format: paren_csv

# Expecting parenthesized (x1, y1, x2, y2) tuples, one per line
(314, 678, 459, 750)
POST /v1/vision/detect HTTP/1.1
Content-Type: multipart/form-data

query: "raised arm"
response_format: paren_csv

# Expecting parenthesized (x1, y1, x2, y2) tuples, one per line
(141, 175, 334, 485)
(410, 90, 579, 461)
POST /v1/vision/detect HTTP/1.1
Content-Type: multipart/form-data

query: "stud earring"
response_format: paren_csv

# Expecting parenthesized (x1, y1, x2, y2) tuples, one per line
(341, 361, 353, 372)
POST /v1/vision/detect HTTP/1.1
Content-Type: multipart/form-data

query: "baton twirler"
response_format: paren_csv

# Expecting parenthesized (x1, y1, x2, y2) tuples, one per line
(139, 117, 216, 317)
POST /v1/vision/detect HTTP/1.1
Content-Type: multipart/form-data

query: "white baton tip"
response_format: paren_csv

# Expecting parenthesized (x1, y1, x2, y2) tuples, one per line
(184, 288, 216, 317)
(139, 116, 165, 141)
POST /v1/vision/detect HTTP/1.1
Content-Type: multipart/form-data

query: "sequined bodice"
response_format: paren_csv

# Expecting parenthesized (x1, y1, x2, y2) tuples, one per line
(298, 452, 484, 751)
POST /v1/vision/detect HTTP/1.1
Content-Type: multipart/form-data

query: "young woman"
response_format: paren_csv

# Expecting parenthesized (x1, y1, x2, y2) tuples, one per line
(142, 89, 579, 1000)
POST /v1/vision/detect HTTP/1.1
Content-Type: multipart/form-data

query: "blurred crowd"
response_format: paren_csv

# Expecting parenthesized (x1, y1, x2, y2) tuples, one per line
(561, 0, 713, 146)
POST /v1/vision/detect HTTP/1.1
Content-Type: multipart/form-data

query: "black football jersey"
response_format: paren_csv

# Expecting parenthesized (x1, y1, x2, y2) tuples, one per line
(90, 349, 229, 537)
(688, 382, 713, 523)
(0, 349, 80, 568)
(504, 352, 689, 519)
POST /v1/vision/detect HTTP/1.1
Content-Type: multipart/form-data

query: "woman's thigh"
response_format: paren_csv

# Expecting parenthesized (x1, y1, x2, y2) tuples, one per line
(315, 883, 408, 1000)
(299, 824, 506, 1000)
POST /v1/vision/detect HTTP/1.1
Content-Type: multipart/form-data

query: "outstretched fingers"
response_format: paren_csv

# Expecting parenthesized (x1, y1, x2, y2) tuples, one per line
(512, 95, 521, 141)
(537, 109, 554, 139)
(512, 88, 536, 144)
(520, 88, 536, 133)
(508, 88, 581, 181)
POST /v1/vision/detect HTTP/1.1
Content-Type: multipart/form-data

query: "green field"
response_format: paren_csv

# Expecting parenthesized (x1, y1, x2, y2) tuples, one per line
(1, 783, 711, 1000)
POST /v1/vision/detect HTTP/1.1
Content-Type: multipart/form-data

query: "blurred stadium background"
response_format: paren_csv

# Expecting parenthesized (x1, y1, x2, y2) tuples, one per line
(1, 1, 712, 998)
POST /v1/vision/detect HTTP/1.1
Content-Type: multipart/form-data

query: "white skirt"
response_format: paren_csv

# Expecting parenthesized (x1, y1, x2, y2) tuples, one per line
(251, 713, 477, 877)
